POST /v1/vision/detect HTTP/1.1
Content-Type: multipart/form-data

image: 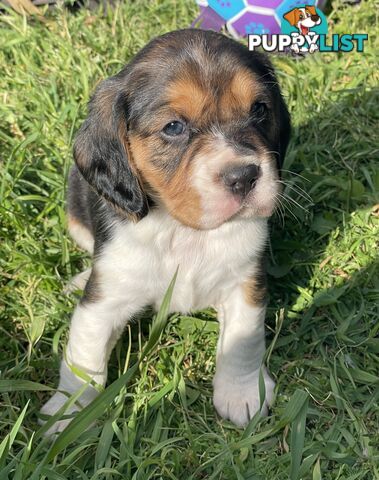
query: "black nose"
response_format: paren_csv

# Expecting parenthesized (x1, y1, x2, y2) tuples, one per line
(311, 14, 319, 21)
(222, 164, 260, 197)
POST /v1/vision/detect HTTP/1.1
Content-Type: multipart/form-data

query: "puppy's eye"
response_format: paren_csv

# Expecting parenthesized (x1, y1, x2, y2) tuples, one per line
(299, 14, 304, 19)
(162, 121, 186, 137)
(250, 102, 268, 119)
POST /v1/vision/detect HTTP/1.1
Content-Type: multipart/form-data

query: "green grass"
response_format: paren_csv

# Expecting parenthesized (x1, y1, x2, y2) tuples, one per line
(0, 0, 378, 478)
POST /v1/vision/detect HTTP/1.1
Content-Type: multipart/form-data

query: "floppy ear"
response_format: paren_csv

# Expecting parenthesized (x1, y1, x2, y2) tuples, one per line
(306, 6, 317, 15)
(283, 9, 298, 26)
(73, 77, 149, 221)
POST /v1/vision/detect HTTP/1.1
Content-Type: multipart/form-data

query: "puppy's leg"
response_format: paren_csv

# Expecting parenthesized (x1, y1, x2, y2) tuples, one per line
(41, 270, 144, 435)
(213, 286, 275, 427)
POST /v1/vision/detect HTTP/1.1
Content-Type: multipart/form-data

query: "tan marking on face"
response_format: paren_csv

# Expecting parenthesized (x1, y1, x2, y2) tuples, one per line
(220, 69, 259, 121)
(167, 77, 213, 122)
(125, 65, 278, 229)
(129, 134, 203, 229)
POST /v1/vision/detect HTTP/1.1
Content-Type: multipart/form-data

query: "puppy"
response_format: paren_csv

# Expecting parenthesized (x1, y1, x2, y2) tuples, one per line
(41, 29, 291, 433)
(284, 6, 322, 53)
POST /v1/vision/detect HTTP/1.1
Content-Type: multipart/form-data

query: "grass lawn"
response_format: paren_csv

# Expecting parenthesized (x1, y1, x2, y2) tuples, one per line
(0, 0, 378, 478)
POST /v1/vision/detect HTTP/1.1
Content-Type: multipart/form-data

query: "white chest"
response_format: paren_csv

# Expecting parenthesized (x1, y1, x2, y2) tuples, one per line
(97, 211, 268, 312)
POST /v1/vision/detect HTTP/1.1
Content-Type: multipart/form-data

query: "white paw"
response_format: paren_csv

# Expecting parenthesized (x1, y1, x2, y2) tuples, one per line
(39, 361, 100, 436)
(213, 368, 275, 427)
(39, 392, 80, 436)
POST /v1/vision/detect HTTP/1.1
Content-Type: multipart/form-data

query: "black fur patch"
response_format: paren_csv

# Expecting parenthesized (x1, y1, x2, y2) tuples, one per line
(81, 267, 101, 304)
(73, 81, 148, 220)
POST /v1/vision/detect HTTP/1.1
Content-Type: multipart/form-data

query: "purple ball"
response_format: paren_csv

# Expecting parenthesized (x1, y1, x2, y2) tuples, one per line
(194, 0, 327, 38)
(231, 0, 327, 37)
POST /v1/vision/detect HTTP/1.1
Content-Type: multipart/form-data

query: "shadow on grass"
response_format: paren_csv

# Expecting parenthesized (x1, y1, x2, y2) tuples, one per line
(258, 87, 379, 470)
(268, 85, 378, 302)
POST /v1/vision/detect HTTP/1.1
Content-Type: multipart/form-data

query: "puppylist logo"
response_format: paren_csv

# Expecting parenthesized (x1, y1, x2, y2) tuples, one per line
(248, 4, 368, 54)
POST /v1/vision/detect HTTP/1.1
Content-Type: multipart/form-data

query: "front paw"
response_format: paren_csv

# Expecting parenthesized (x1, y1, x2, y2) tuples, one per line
(39, 362, 100, 436)
(213, 368, 275, 427)
(39, 391, 80, 436)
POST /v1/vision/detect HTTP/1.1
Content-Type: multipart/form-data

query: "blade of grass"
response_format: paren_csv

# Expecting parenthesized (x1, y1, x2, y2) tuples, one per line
(289, 391, 309, 480)
(0, 400, 29, 462)
(0, 380, 54, 393)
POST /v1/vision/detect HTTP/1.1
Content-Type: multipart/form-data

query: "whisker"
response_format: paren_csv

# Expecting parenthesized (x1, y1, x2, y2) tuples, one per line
(273, 202, 282, 225)
(277, 177, 312, 201)
(281, 169, 311, 183)
(274, 197, 286, 227)
(278, 176, 310, 192)
(264, 149, 280, 157)
(275, 192, 299, 222)
(284, 181, 313, 199)
(277, 180, 313, 203)
(279, 191, 309, 214)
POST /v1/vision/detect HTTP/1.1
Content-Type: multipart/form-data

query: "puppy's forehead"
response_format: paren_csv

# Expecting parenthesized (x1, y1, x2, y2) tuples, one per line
(166, 66, 260, 123)
(126, 30, 275, 127)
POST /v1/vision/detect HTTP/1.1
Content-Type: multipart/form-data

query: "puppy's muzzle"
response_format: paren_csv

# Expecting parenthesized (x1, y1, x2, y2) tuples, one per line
(222, 164, 261, 198)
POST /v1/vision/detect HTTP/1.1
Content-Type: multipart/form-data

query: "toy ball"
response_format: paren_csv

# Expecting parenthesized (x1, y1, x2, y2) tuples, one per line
(192, 0, 327, 38)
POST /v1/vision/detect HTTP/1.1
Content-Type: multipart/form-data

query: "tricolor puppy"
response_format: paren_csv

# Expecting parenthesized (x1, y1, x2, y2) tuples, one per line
(41, 29, 291, 433)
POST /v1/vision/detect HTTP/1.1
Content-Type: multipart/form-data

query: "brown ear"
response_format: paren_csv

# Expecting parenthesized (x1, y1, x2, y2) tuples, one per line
(306, 6, 317, 15)
(283, 9, 298, 26)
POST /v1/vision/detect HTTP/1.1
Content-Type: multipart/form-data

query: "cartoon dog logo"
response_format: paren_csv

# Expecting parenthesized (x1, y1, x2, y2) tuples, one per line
(283, 6, 322, 53)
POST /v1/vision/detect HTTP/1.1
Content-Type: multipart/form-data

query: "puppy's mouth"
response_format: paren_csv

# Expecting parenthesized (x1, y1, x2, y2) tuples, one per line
(300, 25, 309, 35)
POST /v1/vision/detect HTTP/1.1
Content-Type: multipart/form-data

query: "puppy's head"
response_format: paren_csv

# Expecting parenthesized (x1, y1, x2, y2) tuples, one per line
(74, 29, 291, 229)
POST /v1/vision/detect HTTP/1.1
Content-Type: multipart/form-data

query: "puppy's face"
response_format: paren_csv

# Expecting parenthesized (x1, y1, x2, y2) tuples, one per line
(74, 30, 291, 229)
